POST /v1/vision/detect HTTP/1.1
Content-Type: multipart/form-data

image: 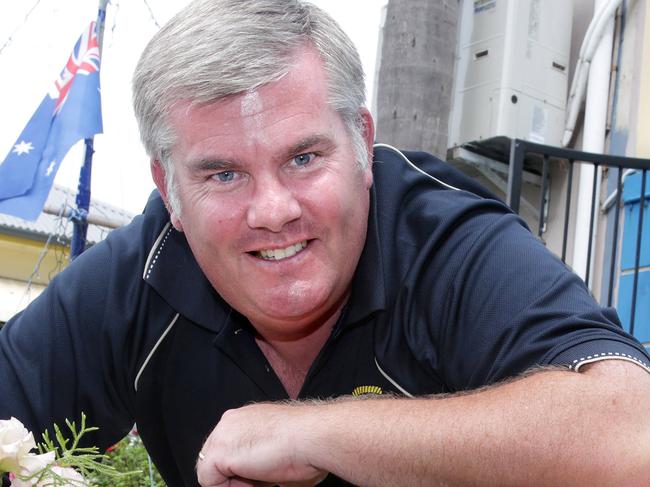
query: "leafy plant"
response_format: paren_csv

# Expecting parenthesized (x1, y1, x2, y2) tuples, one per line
(90, 431, 165, 487)
(36, 414, 124, 483)
(2, 415, 163, 486)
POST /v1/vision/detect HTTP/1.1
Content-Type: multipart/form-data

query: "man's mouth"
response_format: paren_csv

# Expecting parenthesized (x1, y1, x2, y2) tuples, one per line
(254, 240, 308, 261)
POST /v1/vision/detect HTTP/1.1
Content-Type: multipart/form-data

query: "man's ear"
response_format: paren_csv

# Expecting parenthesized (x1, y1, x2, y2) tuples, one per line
(359, 108, 375, 188)
(151, 160, 183, 231)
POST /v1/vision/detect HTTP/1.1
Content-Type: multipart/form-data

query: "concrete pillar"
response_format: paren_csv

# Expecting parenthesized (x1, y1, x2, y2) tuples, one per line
(375, 0, 459, 157)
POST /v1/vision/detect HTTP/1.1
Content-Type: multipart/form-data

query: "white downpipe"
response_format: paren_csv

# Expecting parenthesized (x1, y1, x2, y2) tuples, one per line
(572, 0, 615, 284)
(563, 0, 623, 147)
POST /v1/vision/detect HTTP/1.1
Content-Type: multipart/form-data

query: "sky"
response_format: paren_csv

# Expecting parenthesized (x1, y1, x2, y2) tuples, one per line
(0, 0, 386, 215)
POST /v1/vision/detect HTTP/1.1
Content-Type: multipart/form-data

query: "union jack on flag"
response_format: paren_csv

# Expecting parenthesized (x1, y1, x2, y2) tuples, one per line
(52, 22, 101, 113)
(0, 21, 103, 221)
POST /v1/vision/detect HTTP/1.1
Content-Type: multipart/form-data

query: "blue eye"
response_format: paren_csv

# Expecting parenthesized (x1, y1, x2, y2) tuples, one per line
(293, 153, 315, 167)
(212, 171, 236, 183)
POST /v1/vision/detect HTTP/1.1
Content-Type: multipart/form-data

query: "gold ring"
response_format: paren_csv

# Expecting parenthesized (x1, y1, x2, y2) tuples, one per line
(198, 451, 206, 461)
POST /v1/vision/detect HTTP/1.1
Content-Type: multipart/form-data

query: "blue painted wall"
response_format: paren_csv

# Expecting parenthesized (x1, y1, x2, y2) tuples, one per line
(617, 171, 650, 343)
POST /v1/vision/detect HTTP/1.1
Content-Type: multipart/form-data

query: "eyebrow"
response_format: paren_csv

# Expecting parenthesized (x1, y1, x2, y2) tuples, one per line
(187, 158, 234, 173)
(286, 134, 335, 158)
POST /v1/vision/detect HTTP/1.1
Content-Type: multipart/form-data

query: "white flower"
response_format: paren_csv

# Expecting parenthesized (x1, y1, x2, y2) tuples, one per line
(10, 465, 87, 487)
(16, 451, 56, 476)
(1, 417, 94, 486)
(13, 451, 57, 485)
(0, 417, 56, 486)
(0, 417, 37, 473)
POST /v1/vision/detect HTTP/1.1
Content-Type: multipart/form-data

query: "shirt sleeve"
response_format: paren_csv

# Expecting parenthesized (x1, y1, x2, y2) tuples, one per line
(0, 225, 144, 449)
(428, 206, 650, 391)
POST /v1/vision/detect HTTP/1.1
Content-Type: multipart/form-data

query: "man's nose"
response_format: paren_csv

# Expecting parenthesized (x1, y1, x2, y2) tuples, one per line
(246, 175, 302, 232)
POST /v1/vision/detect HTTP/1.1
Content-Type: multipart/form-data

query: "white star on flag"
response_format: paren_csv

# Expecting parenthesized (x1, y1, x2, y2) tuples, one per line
(45, 161, 56, 177)
(12, 140, 34, 156)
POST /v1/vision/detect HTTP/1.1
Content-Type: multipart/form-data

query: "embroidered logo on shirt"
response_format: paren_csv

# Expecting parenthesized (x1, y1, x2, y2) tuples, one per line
(351, 385, 383, 396)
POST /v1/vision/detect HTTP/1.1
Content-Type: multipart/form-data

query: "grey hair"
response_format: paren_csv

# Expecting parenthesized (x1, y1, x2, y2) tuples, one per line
(132, 0, 369, 215)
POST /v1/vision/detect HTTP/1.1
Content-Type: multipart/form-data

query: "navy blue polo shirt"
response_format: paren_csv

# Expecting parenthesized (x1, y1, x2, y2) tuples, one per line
(1, 145, 648, 487)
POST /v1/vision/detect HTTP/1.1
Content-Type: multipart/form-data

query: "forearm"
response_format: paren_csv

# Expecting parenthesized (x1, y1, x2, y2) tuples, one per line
(303, 361, 650, 486)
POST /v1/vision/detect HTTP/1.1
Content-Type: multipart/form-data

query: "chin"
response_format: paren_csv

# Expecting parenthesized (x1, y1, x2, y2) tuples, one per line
(250, 286, 339, 331)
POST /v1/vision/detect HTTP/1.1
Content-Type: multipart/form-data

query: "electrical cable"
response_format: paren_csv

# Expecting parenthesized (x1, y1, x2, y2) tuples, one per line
(17, 201, 69, 316)
(142, 0, 161, 29)
(106, 0, 121, 48)
(0, 0, 45, 56)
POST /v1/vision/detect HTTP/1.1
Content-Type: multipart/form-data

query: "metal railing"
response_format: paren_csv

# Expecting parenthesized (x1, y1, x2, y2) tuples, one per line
(506, 139, 649, 339)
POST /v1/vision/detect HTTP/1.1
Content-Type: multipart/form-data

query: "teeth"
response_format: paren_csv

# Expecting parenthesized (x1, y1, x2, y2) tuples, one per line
(258, 241, 307, 260)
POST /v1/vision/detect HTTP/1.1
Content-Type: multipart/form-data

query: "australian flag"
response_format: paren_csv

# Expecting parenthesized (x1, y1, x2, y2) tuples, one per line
(0, 22, 103, 221)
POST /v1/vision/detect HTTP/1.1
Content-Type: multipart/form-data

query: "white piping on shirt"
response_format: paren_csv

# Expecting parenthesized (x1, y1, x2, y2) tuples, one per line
(134, 313, 180, 392)
(374, 143, 462, 192)
(374, 357, 414, 398)
(143, 222, 172, 280)
(572, 352, 650, 374)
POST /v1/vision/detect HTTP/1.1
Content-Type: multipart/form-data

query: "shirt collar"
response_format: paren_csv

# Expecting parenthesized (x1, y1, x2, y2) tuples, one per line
(142, 194, 226, 332)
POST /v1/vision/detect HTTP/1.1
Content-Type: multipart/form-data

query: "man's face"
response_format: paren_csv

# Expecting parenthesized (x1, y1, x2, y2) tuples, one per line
(154, 47, 374, 341)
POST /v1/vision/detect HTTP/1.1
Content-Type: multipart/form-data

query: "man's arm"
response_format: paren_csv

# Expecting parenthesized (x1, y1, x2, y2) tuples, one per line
(196, 360, 650, 486)
(0, 218, 151, 449)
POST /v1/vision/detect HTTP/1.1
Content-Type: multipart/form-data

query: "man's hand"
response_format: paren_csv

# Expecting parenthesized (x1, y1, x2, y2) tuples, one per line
(196, 403, 327, 487)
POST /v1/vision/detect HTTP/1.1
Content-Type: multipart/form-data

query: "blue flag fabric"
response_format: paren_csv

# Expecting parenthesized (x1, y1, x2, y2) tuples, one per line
(0, 22, 103, 221)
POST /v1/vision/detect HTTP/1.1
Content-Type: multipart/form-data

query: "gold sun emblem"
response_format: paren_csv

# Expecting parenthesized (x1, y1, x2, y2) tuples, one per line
(351, 385, 383, 396)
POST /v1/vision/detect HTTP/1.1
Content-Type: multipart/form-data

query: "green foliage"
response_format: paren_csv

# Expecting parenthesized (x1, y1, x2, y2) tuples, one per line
(30, 414, 163, 486)
(90, 432, 165, 487)
(25, 413, 137, 486)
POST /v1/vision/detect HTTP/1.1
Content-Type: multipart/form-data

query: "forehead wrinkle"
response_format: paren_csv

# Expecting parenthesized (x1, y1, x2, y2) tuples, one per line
(250, 109, 319, 133)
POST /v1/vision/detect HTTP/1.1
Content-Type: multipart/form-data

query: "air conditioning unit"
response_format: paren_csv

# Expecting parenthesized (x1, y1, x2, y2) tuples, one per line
(449, 0, 574, 148)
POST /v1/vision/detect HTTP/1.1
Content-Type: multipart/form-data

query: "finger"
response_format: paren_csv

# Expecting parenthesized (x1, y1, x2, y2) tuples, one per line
(196, 453, 228, 487)
(197, 457, 275, 487)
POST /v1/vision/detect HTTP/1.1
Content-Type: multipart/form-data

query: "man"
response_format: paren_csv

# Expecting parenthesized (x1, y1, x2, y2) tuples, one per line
(1, 0, 649, 486)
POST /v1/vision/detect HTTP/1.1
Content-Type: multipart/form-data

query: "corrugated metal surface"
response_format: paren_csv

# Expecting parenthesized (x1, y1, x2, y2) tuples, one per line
(0, 185, 135, 244)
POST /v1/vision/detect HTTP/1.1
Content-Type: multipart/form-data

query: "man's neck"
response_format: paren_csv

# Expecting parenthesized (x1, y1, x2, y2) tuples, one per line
(254, 308, 342, 399)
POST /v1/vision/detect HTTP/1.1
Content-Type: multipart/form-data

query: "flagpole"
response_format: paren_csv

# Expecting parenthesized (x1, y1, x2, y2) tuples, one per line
(70, 0, 109, 259)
